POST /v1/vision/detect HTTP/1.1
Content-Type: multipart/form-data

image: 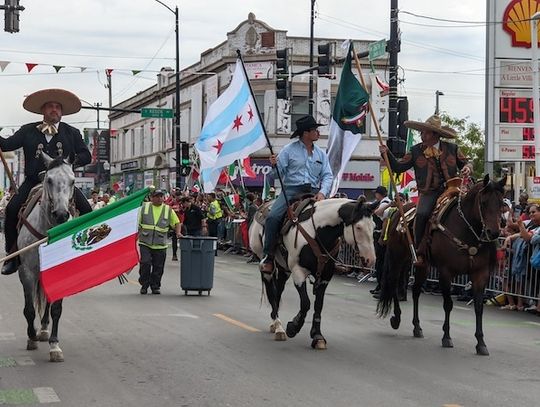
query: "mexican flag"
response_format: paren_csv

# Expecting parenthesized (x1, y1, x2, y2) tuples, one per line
(223, 193, 240, 211)
(39, 188, 150, 302)
(327, 42, 369, 197)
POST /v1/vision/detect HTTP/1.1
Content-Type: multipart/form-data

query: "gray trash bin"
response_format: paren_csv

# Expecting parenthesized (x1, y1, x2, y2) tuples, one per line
(180, 236, 217, 296)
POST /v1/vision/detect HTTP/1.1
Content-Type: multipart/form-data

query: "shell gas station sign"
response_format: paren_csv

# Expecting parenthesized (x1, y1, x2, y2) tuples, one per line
(487, 0, 540, 162)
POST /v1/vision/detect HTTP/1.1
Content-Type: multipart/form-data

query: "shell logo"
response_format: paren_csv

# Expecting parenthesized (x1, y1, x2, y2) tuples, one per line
(503, 0, 540, 48)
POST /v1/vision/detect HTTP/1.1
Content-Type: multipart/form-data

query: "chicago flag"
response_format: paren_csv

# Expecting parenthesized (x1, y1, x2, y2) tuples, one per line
(195, 59, 266, 192)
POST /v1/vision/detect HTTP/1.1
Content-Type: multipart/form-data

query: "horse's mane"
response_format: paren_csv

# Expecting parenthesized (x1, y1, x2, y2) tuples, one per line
(47, 156, 69, 171)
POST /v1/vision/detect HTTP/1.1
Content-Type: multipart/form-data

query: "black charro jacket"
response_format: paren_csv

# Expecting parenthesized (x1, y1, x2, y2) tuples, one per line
(0, 121, 91, 183)
(385, 141, 469, 194)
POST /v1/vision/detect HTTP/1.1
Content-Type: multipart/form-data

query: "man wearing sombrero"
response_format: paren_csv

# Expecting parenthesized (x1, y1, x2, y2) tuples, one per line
(0, 88, 93, 275)
(379, 114, 472, 267)
(259, 114, 333, 273)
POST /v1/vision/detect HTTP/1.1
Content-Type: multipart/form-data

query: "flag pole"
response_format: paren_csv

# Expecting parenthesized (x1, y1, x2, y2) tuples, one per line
(350, 44, 417, 262)
(0, 147, 18, 194)
(236, 159, 247, 196)
(0, 237, 47, 264)
(236, 50, 292, 209)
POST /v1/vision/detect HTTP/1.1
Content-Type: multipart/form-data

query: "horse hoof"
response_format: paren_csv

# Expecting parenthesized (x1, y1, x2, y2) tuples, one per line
(38, 331, 49, 342)
(286, 322, 297, 338)
(269, 324, 276, 333)
(274, 330, 287, 341)
(311, 339, 327, 350)
(49, 351, 64, 362)
(442, 338, 454, 348)
(476, 345, 489, 356)
(413, 329, 424, 338)
(26, 340, 38, 351)
(390, 316, 400, 330)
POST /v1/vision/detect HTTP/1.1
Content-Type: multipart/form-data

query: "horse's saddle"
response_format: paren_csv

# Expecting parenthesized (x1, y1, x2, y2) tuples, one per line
(395, 205, 416, 234)
(430, 195, 458, 231)
(254, 197, 316, 235)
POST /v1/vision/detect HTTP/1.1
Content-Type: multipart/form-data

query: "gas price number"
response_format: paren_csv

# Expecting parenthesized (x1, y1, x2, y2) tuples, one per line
(499, 96, 534, 124)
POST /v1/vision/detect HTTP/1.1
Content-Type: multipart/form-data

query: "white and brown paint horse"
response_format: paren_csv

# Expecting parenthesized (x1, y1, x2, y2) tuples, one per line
(18, 153, 75, 362)
(250, 197, 376, 349)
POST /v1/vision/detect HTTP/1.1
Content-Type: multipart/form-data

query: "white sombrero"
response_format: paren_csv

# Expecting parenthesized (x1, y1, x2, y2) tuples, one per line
(404, 114, 457, 139)
(23, 88, 81, 115)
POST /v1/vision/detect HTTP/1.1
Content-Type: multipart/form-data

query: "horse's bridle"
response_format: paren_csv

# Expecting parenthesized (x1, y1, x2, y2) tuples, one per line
(456, 184, 500, 243)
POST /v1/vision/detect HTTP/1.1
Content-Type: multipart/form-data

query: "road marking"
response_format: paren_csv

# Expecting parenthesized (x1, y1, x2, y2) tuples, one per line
(0, 332, 16, 341)
(525, 321, 540, 328)
(138, 313, 199, 319)
(13, 356, 35, 366)
(443, 405, 463, 407)
(454, 306, 470, 311)
(0, 357, 17, 367)
(0, 389, 38, 404)
(33, 387, 60, 403)
(213, 313, 261, 333)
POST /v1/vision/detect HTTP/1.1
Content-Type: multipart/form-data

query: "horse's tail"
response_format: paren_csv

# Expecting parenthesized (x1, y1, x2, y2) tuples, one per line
(376, 211, 405, 318)
(34, 280, 47, 319)
(376, 251, 396, 318)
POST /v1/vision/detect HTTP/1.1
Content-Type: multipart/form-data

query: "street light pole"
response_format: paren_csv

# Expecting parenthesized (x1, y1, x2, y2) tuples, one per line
(308, 0, 315, 116)
(435, 90, 444, 115)
(531, 12, 540, 175)
(155, 0, 181, 189)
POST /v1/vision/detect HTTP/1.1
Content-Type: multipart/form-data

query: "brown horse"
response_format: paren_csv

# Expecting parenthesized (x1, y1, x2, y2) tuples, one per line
(377, 174, 506, 355)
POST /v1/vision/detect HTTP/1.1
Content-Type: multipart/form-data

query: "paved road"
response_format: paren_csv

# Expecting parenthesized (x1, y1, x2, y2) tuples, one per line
(0, 248, 539, 406)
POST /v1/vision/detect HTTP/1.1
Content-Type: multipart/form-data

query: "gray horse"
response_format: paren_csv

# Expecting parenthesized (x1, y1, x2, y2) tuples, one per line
(18, 153, 75, 362)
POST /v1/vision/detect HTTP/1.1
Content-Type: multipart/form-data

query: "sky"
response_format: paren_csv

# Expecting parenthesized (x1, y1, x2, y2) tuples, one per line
(0, 0, 486, 137)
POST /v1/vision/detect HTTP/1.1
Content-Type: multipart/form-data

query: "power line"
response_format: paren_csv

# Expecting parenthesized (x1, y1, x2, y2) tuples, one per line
(400, 10, 537, 25)
(316, 13, 483, 62)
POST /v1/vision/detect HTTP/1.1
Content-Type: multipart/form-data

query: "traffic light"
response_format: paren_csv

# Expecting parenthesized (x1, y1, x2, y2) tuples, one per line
(179, 142, 191, 176)
(4, 0, 22, 33)
(387, 97, 408, 158)
(317, 43, 332, 76)
(397, 97, 409, 141)
(275, 48, 289, 100)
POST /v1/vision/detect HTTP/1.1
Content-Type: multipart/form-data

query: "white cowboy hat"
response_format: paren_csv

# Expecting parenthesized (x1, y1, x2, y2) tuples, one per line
(404, 114, 457, 139)
(23, 88, 81, 115)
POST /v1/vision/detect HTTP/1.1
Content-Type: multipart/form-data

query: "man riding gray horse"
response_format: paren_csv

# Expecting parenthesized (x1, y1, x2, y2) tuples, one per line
(259, 115, 333, 274)
(0, 88, 93, 275)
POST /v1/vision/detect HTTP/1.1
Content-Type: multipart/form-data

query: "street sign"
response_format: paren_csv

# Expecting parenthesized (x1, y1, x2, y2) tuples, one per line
(141, 108, 174, 119)
(368, 39, 387, 61)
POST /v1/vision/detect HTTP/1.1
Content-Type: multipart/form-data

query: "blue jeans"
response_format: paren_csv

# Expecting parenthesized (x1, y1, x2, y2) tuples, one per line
(263, 184, 317, 256)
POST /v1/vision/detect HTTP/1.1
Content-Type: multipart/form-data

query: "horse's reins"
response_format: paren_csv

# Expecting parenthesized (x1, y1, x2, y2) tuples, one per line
(286, 199, 349, 290)
(435, 179, 499, 265)
(18, 173, 76, 241)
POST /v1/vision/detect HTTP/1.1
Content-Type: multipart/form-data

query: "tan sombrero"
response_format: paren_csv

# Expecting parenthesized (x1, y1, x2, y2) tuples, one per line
(404, 114, 457, 139)
(23, 88, 81, 115)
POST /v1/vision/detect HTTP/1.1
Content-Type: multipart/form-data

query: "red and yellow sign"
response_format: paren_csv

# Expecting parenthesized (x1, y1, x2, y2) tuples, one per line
(503, 0, 540, 48)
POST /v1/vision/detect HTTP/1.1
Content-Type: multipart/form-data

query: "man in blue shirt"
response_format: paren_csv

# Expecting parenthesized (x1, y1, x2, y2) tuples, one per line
(260, 115, 333, 273)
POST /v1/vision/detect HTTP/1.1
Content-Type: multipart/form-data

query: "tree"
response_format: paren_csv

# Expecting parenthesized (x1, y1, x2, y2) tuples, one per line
(439, 113, 487, 179)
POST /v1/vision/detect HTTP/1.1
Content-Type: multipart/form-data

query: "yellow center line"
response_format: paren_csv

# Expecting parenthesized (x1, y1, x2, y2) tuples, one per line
(213, 313, 261, 333)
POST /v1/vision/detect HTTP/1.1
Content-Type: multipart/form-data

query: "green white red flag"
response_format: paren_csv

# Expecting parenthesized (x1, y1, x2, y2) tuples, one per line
(327, 42, 369, 197)
(223, 193, 240, 211)
(39, 188, 150, 302)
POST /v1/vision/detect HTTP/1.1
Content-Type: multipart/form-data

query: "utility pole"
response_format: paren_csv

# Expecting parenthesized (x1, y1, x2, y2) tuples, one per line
(388, 0, 399, 140)
(95, 102, 102, 190)
(174, 5, 181, 190)
(435, 90, 444, 115)
(106, 71, 112, 188)
(308, 0, 315, 116)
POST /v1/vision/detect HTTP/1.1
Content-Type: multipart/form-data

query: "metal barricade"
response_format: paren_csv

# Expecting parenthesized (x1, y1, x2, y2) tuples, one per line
(337, 238, 539, 302)
(222, 219, 247, 254)
(425, 237, 539, 301)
